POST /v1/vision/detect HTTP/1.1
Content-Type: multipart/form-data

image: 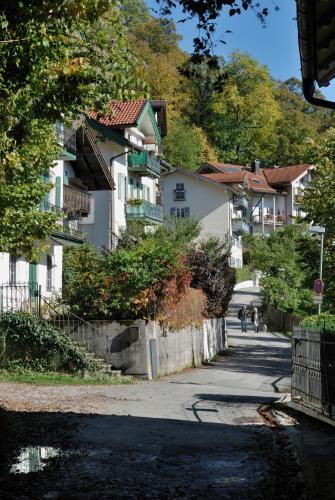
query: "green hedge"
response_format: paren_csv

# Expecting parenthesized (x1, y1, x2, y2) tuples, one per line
(0, 312, 99, 373)
(235, 266, 252, 284)
(301, 312, 335, 334)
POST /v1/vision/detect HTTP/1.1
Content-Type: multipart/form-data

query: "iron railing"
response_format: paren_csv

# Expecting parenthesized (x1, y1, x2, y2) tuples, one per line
(0, 283, 110, 370)
(0, 282, 40, 315)
(39, 295, 110, 368)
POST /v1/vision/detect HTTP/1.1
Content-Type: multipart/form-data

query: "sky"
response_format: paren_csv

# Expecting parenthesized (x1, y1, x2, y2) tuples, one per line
(145, 0, 335, 101)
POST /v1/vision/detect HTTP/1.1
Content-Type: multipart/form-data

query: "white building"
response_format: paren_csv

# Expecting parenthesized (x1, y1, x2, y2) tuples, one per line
(161, 167, 244, 267)
(197, 162, 314, 235)
(81, 99, 167, 249)
(0, 122, 113, 310)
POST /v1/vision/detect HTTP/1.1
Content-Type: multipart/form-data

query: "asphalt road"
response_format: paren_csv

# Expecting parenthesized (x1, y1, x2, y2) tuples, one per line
(0, 288, 303, 499)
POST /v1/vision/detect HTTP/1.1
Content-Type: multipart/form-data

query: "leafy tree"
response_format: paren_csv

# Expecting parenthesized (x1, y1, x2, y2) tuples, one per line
(301, 129, 335, 309)
(0, 0, 145, 260)
(244, 225, 315, 314)
(270, 79, 334, 165)
(207, 52, 280, 164)
(163, 119, 217, 170)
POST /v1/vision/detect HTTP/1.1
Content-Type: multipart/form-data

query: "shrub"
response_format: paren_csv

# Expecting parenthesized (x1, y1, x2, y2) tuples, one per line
(63, 218, 201, 320)
(188, 237, 235, 317)
(301, 312, 335, 334)
(0, 312, 99, 373)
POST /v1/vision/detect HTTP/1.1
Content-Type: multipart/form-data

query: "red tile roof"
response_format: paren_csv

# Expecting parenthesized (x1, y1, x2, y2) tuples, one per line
(262, 164, 312, 184)
(89, 100, 147, 128)
(200, 172, 245, 183)
(201, 171, 276, 193)
(244, 172, 277, 193)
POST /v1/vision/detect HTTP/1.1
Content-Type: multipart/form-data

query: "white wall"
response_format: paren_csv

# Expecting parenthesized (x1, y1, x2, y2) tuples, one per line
(82, 126, 158, 249)
(162, 172, 243, 267)
(0, 159, 64, 300)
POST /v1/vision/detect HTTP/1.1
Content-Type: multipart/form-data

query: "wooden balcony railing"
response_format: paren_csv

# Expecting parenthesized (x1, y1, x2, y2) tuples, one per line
(63, 185, 91, 214)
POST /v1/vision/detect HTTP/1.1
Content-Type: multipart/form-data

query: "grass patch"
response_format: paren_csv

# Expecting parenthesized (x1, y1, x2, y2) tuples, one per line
(235, 266, 252, 284)
(0, 370, 134, 386)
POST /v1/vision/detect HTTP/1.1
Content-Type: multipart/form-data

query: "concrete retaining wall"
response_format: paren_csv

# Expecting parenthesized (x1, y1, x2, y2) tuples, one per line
(67, 318, 226, 379)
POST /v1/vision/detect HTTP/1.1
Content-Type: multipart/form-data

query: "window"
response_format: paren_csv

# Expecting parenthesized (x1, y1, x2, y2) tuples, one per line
(9, 255, 16, 284)
(174, 182, 185, 201)
(129, 177, 134, 198)
(170, 207, 190, 218)
(46, 255, 52, 291)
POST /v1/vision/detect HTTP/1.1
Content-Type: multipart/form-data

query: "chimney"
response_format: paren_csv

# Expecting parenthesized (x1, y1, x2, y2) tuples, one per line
(253, 160, 260, 175)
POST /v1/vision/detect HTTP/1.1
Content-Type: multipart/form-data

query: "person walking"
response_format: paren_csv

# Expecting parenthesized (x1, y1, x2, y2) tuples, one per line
(238, 305, 248, 332)
(251, 307, 260, 333)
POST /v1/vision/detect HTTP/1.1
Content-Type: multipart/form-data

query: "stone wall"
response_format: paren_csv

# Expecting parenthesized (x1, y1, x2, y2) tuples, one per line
(67, 318, 226, 379)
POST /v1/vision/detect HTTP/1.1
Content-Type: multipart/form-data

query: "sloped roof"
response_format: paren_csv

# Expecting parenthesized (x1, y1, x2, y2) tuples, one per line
(244, 172, 277, 193)
(89, 100, 147, 128)
(200, 171, 276, 194)
(262, 164, 312, 184)
(200, 172, 245, 184)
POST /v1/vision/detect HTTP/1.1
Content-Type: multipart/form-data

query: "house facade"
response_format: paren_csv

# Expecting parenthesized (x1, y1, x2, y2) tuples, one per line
(0, 122, 113, 310)
(197, 162, 314, 235)
(161, 167, 244, 267)
(81, 100, 167, 249)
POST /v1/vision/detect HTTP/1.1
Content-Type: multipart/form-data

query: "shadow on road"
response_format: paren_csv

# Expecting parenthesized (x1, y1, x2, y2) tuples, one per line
(0, 408, 302, 500)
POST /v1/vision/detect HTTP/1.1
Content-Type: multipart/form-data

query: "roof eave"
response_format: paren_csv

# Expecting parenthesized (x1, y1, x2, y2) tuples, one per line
(297, 0, 335, 109)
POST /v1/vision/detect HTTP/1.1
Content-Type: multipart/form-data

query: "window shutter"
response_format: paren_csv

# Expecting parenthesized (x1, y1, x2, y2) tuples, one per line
(124, 176, 128, 200)
(55, 176, 61, 207)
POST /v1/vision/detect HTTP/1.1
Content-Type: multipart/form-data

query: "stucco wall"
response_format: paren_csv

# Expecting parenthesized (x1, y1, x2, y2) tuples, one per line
(70, 318, 226, 379)
(162, 172, 231, 240)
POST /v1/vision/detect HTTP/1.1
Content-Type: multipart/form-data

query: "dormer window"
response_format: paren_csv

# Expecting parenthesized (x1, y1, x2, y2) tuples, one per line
(174, 183, 185, 201)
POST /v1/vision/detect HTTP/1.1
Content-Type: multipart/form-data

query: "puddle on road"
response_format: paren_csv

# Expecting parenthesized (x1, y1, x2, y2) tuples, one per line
(10, 446, 61, 474)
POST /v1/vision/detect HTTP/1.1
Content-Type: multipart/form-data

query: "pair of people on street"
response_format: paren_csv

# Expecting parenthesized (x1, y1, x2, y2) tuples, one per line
(238, 305, 261, 333)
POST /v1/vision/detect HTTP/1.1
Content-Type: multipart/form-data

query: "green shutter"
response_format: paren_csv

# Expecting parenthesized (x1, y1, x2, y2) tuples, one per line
(55, 176, 61, 207)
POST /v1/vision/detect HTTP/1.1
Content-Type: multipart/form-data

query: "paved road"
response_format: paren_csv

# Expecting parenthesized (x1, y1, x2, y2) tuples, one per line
(0, 288, 300, 499)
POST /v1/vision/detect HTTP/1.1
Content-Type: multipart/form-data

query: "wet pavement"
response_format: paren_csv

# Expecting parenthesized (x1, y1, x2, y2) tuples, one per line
(0, 288, 334, 499)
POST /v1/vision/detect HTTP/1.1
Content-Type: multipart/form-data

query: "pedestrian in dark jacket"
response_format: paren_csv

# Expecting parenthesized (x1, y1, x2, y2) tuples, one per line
(238, 305, 248, 332)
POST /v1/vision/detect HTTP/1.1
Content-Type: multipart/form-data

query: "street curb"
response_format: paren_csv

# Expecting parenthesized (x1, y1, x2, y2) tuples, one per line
(275, 399, 335, 429)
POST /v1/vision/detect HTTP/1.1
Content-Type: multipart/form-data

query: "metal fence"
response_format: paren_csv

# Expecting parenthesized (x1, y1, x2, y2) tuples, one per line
(0, 282, 41, 315)
(292, 327, 335, 420)
(0, 283, 110, 370)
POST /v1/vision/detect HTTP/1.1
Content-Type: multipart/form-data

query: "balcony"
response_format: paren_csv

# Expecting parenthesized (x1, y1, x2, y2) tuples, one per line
(40, 202, 86, 243)
(232, 219, 250, 235)
(52, 221, 86, 243)
(233, 196, 248, 210)
(63, 185, 91, 215)
(128, 151, 161, 178)
(55, 122, 76, 156)
(126, 200, 163, 224)
(252, 214, 286, 225)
